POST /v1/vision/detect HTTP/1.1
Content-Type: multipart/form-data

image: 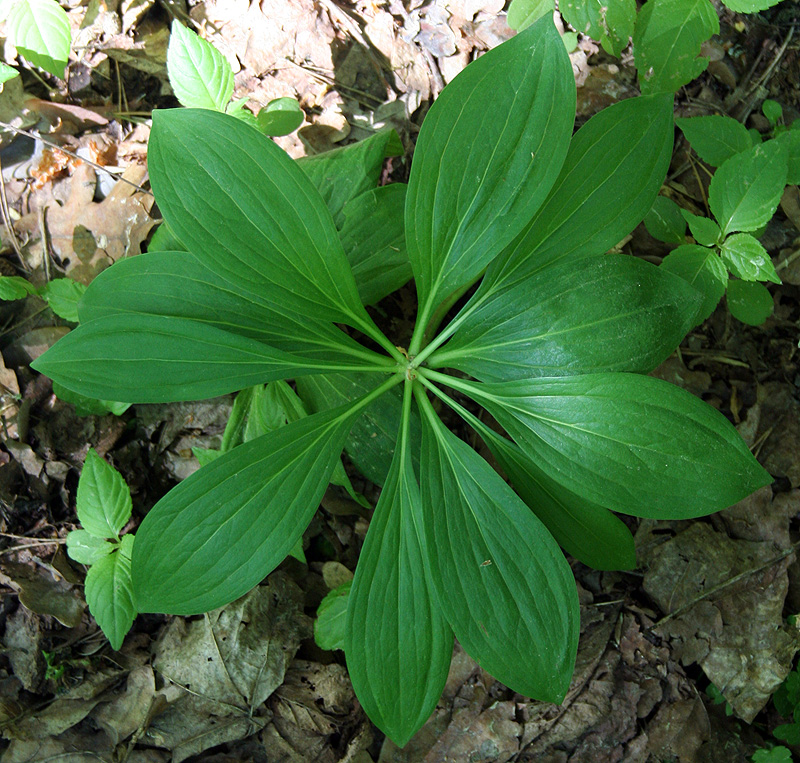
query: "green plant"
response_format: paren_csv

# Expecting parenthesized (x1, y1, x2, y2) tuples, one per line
(167, 20, 304, 137)
(644, 110, 798, 326)
(32, 17, 770, 745)
(65, 448, 136, 650)
(0, 0, 71, 80)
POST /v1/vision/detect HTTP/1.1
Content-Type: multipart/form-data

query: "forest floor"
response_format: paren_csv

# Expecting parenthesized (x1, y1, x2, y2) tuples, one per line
(0, 1, 799, 761)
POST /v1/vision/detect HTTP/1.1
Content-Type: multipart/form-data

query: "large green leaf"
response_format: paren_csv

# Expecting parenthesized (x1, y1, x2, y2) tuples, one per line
(676, 115, 751, 167)
(340, 184, 412, 305)
(506, 0, 554, 30)
(298, 130, 402, 228)
(77, 252, 386, 368)
(32, 314, 380, 404)
(633, 0, 719, 95)
(709, 140, 788, 235)
(7, 0, 71, 78)
(433, 254, 699, 381)
(405, 15, 574, 326)
(133, 401, 370, 614)
(449, 372, 771, 518)
(76, 448, 132, 540)
(723, 0, 782, 11)
(660, 244, 728, 324)
(417, 393, 579, 701)
(85, 534, 136, 650)
(346, 384, 452, 746)
(166, 21, 233, 111)
(561, 0, 636, 56)
(478, 93, 673, 298)
(147, 109, 373, 331)
(297, 371, 421, 486)
(428, 386, 635, 571)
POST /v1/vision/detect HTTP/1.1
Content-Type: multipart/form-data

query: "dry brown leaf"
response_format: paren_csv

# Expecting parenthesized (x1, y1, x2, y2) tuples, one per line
(0, 560, 84, 628)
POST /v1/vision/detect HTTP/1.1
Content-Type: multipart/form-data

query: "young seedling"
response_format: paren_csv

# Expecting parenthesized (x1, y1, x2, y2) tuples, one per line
(34, 17, 771, 745)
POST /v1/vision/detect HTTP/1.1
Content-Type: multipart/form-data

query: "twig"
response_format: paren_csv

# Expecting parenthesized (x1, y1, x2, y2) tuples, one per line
(0, 121, 152, 196)
(0, 155, 23, 260)
(0, 539, 65, 556)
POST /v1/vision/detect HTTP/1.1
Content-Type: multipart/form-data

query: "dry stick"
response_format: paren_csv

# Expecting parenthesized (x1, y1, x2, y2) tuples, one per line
(0, 155, 23, 261)
(0, 121, 153, 196)
(736, 25, 796, 123)
(0, 539, 66, 557)
(650, 539, 800, 630)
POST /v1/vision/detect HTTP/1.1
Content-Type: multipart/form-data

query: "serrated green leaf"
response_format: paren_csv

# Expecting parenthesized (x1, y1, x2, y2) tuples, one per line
(166, 21, 233, 111)
(726, 279, 774, 325)
(33, 313, 381, 404)
(561, 0, 636, 56)
(644, 196, 686, 244)
(660, 244, 728, 324)
(76, 251, 382, 368)
(506, 0, 554, 30)
(406, 15, 574, 325)
(7, 0, 71, 78)
(52, 381, 130, 417)
(433, 254, 699, 381)
(633, 0, 719, 95)
(66, 530, 114, 565)
(681, 210, 721, 246)
(417, 392, 579, 702)
(676, 115, 751, 167)
(455, 373, 772, 518)
(709, 140, 788, 235)
(148, 109, 377, 336)
(85, 534, 135, 650)
(721, 232, 780, 283)
(315, 580, 351, 651)
(723, 0, 782, 12)
(346, 387, 452, 746)
(38, 278, 86, 322)
(0, 275, 36, 300)
(298, 130, 402, 228)
(0, 63, 19, 83)
(131, 395, 387, 614)
(340, 184, 411, 305)
(256, 97, 304, 137)
(777, 130, 800, 184)
(76, 448, 132, 540)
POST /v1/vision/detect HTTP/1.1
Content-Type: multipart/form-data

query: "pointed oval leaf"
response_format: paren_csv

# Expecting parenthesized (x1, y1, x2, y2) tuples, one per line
(676, 115, 751, 167)
(406, 15, 574, 315)
(726, 279, 774, 326)
(133, 404, 362, 614)
(709, 140, 788, 235)
(66, 530, 114, 565)
(481, 92, 674, 296)
(256, 97, 304, 137)
(77, 251, 385, 367)
(418, 399, 579, 702)
(346, 409, 453, 747)
(7, 0, 71, 78)
(315, 580, 351, 651)
(720, 233, 780, 283)
(682, 210, 721, 246)
(76, 449, 132, 539)
(434, 255, 699, 382)
(148, 108, 369, 328)
(166, 21, 233, 111)
(460, 373, 772, 518)
(85, 534, 135, 650)
(644, 196, 687, 244)
(660, 244, 728, 324)
(32, 314, 373, 404)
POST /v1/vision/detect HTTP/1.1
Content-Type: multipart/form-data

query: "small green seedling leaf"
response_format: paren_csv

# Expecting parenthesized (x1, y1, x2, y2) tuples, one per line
(709, 140, 788, 235)
(52, 382, 130, 418)
(681, 210, 721, 246)
(762, 99, 783, 127)
(773, 723, 800, 746)
(256, 97, 304, 137)
(506, 0, 554, 30)
(561, 0, 636, 57)
(720, 233, 780, 283)
(0, 275, 36, 300)
(752, 747, 793, 763)
(77, 449, 132, 540)
(676, 115, 751, 167)
(634, 0, 719, 95)
(723, 0, 782, 10)
(225, 98, 259, 129)
(315, 579, 351, 651)
(167, 21, 233, 111)
(773, 667, 800, 718)
(84, 534, 135, 650)
(644, 196, 686, 244)
(7, 0, 71, 78)
(726, 279, 773, 326)
(561, 31, 578, 51)
(66, 530, 114, 565)
(661, 244, 728, 324)
(0, 63, 19, 83)
(38, 278, 86, 322)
